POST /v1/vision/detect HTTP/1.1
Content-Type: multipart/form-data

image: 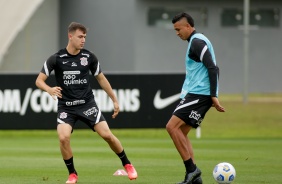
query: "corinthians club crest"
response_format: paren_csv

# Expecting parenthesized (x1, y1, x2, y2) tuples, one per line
(80, 57, 88, 66)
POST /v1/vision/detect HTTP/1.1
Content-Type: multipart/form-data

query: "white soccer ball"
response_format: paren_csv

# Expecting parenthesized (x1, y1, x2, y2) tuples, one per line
(212, 162, 236, 184)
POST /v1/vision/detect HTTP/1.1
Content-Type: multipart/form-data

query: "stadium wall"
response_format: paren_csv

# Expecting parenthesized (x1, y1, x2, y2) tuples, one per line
(0, 0, 282, 94)
(0, 74, 184, 129)
(59, 0, 282, 94)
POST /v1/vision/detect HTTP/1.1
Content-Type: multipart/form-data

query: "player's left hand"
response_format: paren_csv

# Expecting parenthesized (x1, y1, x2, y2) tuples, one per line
(112, 101, 120, 118)
(211, 97, 225, 112)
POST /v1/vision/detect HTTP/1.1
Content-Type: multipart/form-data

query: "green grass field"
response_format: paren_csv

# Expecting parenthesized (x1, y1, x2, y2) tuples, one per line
(0, 95, 282, 184)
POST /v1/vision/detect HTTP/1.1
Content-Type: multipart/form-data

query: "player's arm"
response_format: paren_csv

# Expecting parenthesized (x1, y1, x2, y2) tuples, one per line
(199, 45, 225, 112)
(191, 39, 225, 112)
(191, 39, 218, 97)
(35, 72, 62, 99)
(95, 73, 119, 118)
(35, 56, 62, 99)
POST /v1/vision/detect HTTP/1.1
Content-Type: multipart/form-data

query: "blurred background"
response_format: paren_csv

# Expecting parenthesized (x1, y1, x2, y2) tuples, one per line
(0, 0, 281, 129)
(0, 2, 281, 183)
(1, 0, 281, 93)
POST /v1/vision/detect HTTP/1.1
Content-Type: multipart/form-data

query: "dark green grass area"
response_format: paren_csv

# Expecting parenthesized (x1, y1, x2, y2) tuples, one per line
(0, 99, 282, 184)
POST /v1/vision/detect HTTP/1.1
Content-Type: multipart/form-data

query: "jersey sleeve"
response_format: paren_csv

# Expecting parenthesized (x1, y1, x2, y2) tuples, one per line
(89, 53, 102, 76)
(40, 55, 56, 77)
(191, 38, 219, 97)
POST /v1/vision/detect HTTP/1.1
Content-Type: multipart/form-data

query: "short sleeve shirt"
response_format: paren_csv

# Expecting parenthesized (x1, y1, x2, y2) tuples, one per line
(40, 48, 101, 106)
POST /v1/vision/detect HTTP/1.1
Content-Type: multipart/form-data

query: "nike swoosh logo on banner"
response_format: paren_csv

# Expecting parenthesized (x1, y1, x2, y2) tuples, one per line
(153, 90, 180, 109)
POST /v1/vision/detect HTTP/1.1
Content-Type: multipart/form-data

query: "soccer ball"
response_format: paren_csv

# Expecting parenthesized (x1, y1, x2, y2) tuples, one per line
(212, 162, 236, 184)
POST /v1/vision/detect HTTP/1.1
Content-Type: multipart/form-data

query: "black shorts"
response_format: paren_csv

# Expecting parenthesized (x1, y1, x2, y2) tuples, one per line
(173, 93, 212, 128)
(57, 98, 106, 131)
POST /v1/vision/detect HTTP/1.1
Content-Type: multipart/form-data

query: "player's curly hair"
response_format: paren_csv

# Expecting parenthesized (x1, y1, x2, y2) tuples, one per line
(68, 22, 88, 34)
(171, 12, 194, 27)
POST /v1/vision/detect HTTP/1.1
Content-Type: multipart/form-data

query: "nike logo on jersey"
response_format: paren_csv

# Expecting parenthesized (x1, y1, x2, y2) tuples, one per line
(62, 61, 69, 64)
(153, 90, 180, 109)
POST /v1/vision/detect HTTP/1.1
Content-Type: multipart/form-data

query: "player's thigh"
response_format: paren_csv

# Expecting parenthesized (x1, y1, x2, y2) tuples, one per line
(180, 124, 193, 135)
(57, 106, 77, 132)
(166, 115, 186, 130)
(57, 123, 72, 139)
(94, 121, 112, 138)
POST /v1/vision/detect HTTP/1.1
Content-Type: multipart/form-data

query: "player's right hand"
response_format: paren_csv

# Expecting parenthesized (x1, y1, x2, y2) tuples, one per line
(47, 86, 62, 100)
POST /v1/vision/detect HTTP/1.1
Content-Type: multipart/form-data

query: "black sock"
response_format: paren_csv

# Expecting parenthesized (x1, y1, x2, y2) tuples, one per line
(184, 158, 196, 173)
(64, 157, 77, 175)
(116, 150, 131, 166)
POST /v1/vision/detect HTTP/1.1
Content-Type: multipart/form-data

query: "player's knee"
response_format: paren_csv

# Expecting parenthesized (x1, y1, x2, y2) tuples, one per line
(58, 135, 70, 145)
(103, 133, 116, 143)
(166, 123, 174, 134)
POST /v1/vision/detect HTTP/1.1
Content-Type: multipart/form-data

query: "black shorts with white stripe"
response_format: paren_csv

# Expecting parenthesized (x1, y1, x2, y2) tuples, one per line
(57, 98, 106, 132)
(173, 93, 213, 128)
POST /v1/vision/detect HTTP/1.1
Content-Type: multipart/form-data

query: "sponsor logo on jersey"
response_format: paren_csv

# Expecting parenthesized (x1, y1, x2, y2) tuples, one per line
(71, 62, 77, 67)
(63, 70, 87, 86)
(59, 54, 68, 58)
(80, 57, 88, 66)
(83, 107, 98, 117)
(81, 53, 90, 57)
(66, 100, 85, 106)
(63, 71, 80, 75)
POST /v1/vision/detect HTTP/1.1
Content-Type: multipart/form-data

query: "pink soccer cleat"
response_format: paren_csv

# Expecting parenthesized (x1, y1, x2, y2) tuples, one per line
(66, 173, 78, 184)
(124, 164, 138, 180)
